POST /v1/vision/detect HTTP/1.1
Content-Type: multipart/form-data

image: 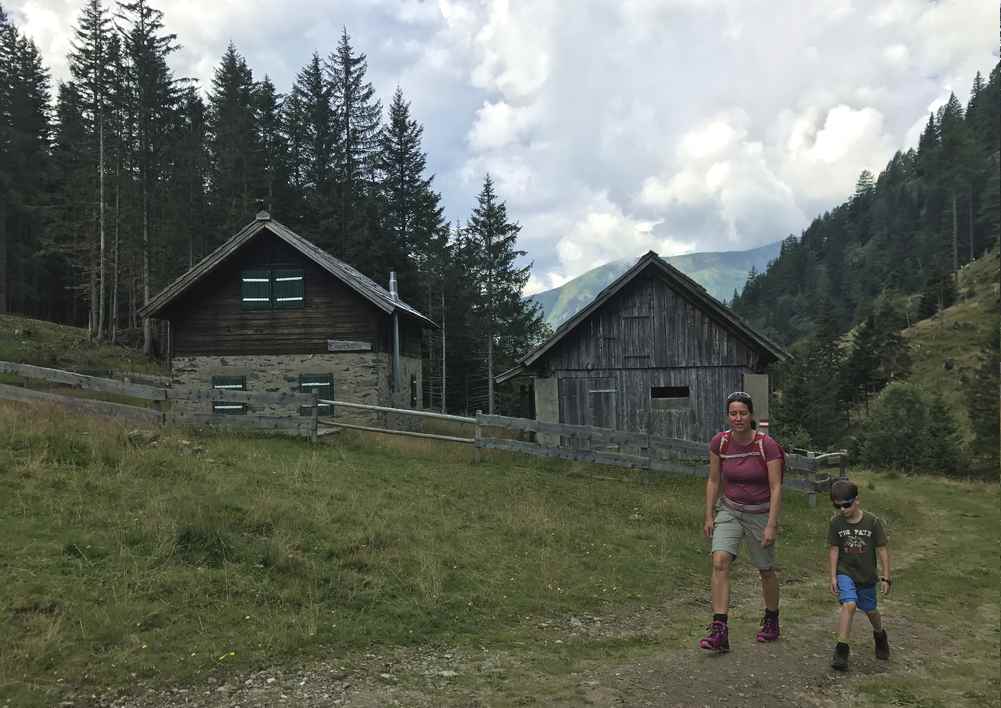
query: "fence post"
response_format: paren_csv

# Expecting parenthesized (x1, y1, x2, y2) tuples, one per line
(474, 409, 482, 463)
(310, 392, 318, 443)
(807, 452, 817, 508)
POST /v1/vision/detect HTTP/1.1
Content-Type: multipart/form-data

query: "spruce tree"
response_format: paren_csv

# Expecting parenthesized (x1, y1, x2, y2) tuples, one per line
(206, 43, 262, 237)
(69, 0, 114, 339)
(326, 28, 382, 270)
(464, 175, 546, 414)
(284, 52, 333, 234)
(116, 0, 180, 353)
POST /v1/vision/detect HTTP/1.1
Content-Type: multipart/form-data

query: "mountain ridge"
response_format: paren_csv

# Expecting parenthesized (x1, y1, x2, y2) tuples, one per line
(528, 241, 782, 329)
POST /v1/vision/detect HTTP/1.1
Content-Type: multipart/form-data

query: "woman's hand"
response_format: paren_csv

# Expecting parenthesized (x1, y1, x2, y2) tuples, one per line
(830, 576, 839, 596)
(703, 516, 714, 538)
(762, 523, 777, 546)
(879, 577, 892, 596)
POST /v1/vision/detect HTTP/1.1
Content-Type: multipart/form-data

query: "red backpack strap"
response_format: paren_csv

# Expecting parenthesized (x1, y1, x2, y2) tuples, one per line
(720, 430, 732, 455)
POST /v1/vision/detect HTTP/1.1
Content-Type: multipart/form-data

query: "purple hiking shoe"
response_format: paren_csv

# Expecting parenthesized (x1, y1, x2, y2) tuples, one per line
(756, 613, 780, 642)
(699, 620, 729, 652)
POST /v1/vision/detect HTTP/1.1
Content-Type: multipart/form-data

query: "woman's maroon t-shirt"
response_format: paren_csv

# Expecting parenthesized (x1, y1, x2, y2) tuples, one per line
(709, 432, 782, 508)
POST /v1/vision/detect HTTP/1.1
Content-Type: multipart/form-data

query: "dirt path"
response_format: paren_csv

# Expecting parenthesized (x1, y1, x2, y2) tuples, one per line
(91, 600, 946, 708)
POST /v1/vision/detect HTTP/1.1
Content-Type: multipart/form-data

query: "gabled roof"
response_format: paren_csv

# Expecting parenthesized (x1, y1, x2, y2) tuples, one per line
(138, 213, 437, 328)
(497, 251, 787, 383)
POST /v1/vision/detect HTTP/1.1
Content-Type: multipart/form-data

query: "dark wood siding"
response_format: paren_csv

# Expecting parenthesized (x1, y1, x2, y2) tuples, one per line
(162, 234, 395, 356)
(540, 272, 765, 442)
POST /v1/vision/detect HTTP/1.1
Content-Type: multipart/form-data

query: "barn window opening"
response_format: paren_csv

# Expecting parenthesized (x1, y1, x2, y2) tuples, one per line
(651, 385, 690, 410)
(241, 269, 305, 310)
(211, 375, 247, 415)
(299, 373, 334, 417)
(651, 386, 689, 398)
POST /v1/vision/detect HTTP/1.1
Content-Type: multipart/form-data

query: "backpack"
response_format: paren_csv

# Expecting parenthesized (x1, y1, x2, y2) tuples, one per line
(719, 429, 785, 482)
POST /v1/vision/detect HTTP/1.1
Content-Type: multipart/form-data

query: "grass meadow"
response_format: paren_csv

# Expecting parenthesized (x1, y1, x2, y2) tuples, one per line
(0, 401, 998, 706)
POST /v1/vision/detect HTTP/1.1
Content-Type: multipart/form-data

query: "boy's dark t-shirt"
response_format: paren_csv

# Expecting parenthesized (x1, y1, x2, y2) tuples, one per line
(827, 511, 888, 587)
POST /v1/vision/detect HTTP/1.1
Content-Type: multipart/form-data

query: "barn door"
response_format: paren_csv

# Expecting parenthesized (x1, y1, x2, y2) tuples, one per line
(557, 377, 617, 448)
(587, 378, 617, 430)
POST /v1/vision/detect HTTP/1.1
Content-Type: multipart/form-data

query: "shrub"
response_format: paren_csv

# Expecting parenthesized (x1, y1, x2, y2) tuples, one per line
(856, 382, 965, 475)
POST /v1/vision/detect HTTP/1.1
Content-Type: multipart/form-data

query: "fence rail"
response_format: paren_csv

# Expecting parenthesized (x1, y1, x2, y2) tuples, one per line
(0, 360, 847, 496)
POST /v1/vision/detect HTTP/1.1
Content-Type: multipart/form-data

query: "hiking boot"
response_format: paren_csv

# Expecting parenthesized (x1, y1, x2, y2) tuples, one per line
(831, 642, 850, 671)
(874, 629, 890, 660)
(699, 620, 729, 653)
(756, 613, 780, 642)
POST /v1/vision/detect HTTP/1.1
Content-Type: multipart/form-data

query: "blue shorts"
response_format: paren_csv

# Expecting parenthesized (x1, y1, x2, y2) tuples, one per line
(837, 574, 878, 613)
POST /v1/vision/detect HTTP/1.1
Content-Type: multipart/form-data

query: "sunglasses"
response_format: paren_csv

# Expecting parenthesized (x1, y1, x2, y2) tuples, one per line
(832, 498, 856, 509)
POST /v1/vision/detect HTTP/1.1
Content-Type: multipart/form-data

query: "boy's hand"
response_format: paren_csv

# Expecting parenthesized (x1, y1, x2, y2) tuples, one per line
(830, 577, 839, 596)
(880, 578, 891, 596)
(762, 523, 777, 546)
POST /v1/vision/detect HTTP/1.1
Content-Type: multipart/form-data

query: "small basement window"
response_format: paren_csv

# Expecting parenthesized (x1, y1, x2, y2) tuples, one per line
(299, 373, 334, 417)
(651, 385, 690, 410)
(211, 375, 247, 415)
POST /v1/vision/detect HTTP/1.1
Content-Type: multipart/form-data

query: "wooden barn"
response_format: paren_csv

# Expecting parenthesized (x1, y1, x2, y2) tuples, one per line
(497, 251, 788, 443)
(139, 210, 436, 420)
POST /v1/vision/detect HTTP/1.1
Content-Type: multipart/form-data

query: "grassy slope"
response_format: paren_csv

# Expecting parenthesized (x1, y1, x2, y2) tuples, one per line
(900, 247, 1000, 442)
(0, 406, 997, 706)
(0, 314, 165, 375)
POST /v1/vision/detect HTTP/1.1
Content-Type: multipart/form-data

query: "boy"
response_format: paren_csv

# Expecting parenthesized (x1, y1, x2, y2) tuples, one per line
(827, 479, 892, 671)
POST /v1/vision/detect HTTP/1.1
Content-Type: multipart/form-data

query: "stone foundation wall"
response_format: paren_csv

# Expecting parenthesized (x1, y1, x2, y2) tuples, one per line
(170, 353, 422, 428)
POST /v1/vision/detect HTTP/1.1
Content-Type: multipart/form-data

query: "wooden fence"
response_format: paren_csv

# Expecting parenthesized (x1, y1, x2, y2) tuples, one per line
(0, 361, 847, 502)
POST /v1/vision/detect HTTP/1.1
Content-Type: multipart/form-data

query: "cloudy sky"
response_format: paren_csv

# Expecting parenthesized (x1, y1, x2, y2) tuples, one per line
(9, 0, 998, 294)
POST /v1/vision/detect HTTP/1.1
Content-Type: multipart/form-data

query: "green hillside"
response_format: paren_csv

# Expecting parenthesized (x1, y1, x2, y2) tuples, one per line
(900, 247, 1000, 442)
(0, 314, 165, 375)
(529, 241, 782, 329)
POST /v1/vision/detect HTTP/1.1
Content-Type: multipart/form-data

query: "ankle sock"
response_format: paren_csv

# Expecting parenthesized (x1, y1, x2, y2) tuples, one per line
(713, 613, 728, 624)
(765, 608, 779, 619)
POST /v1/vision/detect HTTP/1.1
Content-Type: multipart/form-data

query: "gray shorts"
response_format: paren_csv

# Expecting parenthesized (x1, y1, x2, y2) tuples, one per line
(710, 502, 776, 570)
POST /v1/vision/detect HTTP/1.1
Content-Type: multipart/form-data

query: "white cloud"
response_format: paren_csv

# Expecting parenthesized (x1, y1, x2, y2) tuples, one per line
(6, 0, 995, 289)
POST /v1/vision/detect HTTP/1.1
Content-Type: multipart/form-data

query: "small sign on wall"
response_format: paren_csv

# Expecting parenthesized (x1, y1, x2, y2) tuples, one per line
(327, 339, 371, 352)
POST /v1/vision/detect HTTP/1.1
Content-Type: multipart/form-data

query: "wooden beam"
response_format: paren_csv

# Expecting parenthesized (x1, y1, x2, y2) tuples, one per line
(168, 412, 312, 435)
(171, 388, 315, 405)
(0, 361, 166, 400)
(320, 420, 474, 444)
(0, 383, 163, 424)
(319, 399, 475, 424)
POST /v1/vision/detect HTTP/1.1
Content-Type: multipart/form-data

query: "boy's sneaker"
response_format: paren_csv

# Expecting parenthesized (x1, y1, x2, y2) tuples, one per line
(874, 629, 890, 660)
(831, 642, 850, 671)
(756, 613, 780, 642)
(698, 620, 729, 653)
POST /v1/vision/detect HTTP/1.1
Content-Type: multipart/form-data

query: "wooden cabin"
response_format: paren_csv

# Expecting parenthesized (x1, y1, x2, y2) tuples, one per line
(497, 251, 788, 443)
(139, 211, 436, 420)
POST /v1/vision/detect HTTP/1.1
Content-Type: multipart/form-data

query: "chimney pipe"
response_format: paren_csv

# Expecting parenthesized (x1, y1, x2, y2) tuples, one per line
(390, 271, 401, 397)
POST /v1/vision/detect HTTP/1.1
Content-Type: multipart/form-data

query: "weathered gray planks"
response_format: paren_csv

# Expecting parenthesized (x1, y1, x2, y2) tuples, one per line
(168, 412, 314, 436)
(0, 382, 163, 424)
(0, 361, 167, 400)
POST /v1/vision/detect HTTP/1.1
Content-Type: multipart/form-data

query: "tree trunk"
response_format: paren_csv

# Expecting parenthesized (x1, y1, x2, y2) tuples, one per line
(0, 198, 7, 314)
(951, 191, 958, 276)
(441, 289, 446, 414)
(487, 329, 494, 415)
(968, 189, 975, 262)
(97, 115, 106, 341)
(111, 153, 120, 344)
(142, 182, 151, 355)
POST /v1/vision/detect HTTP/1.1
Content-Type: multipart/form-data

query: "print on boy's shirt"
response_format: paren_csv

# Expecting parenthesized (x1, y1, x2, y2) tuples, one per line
(836, 527, 873, 554)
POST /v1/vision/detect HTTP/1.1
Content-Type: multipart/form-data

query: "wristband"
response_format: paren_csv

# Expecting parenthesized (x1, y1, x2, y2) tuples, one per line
(880, 576, 892, 586)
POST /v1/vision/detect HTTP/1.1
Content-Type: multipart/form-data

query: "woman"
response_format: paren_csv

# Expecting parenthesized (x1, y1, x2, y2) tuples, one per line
(699, 391, 784, 653)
